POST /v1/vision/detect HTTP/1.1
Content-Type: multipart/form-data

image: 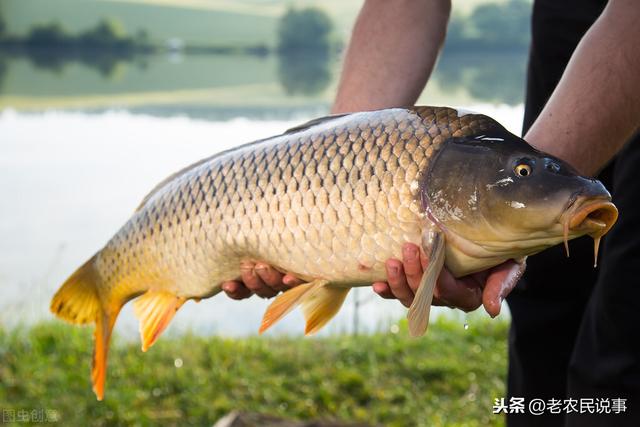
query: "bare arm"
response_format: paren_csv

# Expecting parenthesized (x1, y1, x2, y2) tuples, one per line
(526, 0, 640, 176)
(332, 0, 451, 113)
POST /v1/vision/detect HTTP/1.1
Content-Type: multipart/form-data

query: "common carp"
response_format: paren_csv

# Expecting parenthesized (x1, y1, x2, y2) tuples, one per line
(50, 106, 618, 399)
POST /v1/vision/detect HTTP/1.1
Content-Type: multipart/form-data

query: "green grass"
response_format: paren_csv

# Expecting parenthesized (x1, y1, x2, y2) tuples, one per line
(0, 317, 508, 426)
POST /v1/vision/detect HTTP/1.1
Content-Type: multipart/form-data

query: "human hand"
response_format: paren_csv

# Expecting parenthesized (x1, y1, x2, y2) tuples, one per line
(221, 261, 303, 300)
(372, 243, 525, 317)
(222, 244, 524, 318)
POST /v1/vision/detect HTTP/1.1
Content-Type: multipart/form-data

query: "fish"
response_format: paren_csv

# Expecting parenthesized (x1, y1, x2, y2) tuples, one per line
(50, 106, 618, 400)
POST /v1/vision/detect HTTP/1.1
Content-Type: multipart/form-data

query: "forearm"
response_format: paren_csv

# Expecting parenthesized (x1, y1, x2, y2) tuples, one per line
(525, 0, 640, 176)
(332, 0, 451, 114)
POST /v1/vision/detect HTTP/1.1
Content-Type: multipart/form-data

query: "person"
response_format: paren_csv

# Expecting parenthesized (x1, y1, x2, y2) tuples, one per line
(221, 0, 640, 425)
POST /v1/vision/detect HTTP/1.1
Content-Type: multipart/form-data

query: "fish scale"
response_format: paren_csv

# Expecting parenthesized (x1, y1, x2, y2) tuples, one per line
(92, 107, 491, 303)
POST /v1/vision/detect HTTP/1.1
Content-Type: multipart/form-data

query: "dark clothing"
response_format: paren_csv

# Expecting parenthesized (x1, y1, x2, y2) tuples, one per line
(507, 0, 640, 426)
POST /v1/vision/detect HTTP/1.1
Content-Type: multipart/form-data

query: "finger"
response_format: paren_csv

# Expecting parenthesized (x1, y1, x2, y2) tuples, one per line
(433, 267, 483, 312)
(385, 258, 414, 307)
(482, 259, 526, 318)
(240, 263, 278, 298)
(402, 243, 424, 293)
(372, 282, 395, 299)
(282, 274, 304, 288)
(221, 281, 253, 300)
(254, 263, 286, 291)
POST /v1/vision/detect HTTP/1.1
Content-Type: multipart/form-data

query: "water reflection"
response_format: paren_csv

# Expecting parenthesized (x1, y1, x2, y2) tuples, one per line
(0, 59, 6, 91)
(435, 51, 527, 106)
(277, 51, 332, 96)
(28, 48, 141, 78)
(0, 49, 528, 114)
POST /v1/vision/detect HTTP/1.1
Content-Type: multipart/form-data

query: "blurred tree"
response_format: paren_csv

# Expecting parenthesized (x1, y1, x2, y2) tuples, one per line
(466, 53, 527, 105)
(444, 0, 531, 51)
(469, 0, 531, 48)
(80, 18, 131, 49)
(0, 59, 6, 93)
(434, 51, 528, 106)
(444, 14, 467, 48)
(277, 8, 333, 54)
(0, 10, 6, 38)
(27, 49, 68, 74)
(277, 51, 331, 96)
(432, 51, 467, 93)
(86, 54, 124, 78)
(27, 22, 71, 46)
(277, 7, 334, 96)
(134, 29, 150, 46)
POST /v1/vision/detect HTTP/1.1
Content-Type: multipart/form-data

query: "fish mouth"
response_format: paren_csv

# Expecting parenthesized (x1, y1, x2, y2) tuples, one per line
(568, 198, 618, 235)
(561, 196, 618, 266)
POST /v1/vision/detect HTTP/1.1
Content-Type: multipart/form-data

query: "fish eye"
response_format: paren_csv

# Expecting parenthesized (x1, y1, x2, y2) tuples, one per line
(514, 160, 533, 177)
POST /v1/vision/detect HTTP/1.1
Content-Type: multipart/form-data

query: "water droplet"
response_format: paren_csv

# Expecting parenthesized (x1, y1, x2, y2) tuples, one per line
(174, 358, 183, 368)
(464, 322, 469, 330)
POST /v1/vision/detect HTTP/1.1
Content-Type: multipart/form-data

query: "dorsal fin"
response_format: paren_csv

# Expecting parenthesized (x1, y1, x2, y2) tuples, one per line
(135, 113, 350, 213)
(134, 155, 215, 212)
(134, 133, 282, 213)
(284, 113, 350, 134)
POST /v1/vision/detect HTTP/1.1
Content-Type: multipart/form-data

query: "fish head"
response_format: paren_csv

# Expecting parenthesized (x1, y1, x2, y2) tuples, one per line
(422, 127, 618, 276)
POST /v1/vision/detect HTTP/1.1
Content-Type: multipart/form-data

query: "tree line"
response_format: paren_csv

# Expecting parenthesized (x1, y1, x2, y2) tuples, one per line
(0, 17, 151, 52)
(0, 2, 531, 96)
(0, 1, 531, 53)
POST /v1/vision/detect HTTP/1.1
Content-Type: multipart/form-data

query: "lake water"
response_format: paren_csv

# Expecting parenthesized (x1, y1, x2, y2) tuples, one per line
(0, 51, 525, 338)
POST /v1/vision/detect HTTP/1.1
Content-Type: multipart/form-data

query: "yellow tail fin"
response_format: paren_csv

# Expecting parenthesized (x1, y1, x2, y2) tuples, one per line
(50, 256, 101, 325)
(50, 255, 120, 401)
(92, 310, 119, 401)
(133, 290, 185, 352)
(259, 280, 350, 335)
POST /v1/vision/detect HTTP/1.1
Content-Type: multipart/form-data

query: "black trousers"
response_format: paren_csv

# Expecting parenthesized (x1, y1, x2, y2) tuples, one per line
(506, 0, 640, 425)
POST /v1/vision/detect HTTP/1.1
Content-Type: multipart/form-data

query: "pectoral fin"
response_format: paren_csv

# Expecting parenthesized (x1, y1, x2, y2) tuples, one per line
(260, 280, 349, 335)
(133, 291, 185, 352)
(407, 228, 445, 337)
